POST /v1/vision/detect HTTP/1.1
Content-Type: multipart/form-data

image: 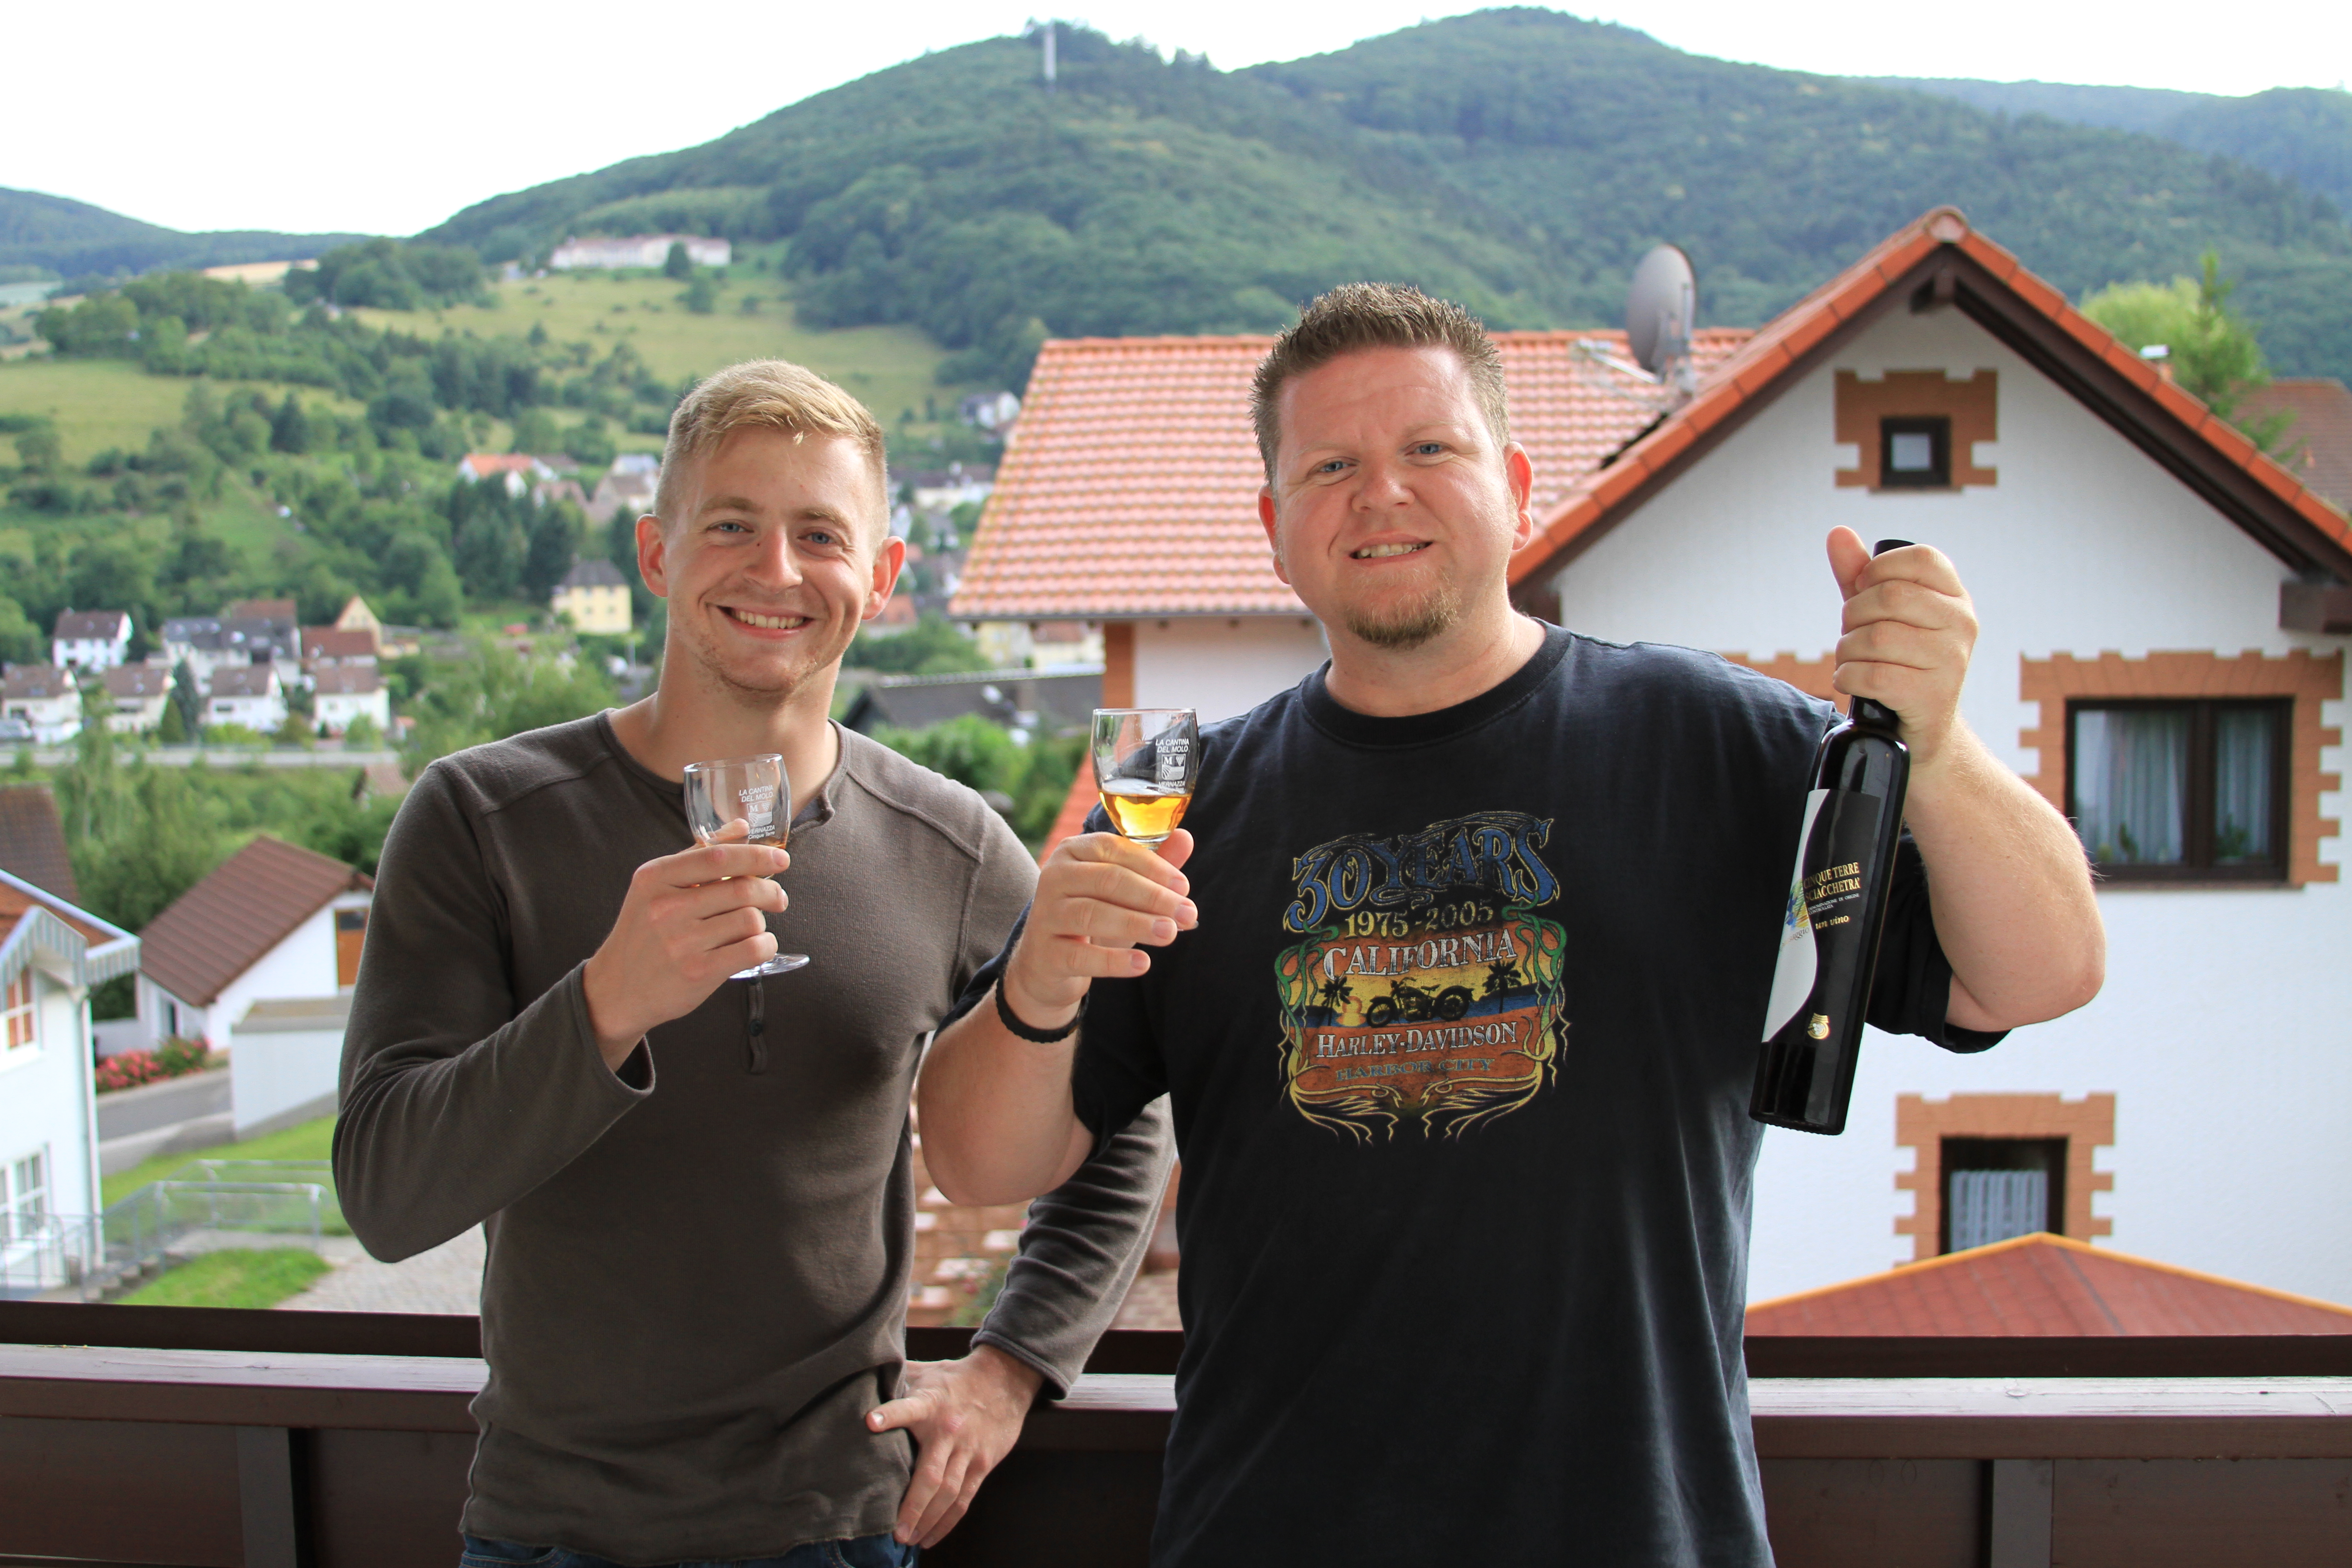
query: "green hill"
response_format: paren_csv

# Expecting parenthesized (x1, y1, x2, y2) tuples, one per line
(0, 186, 369, 281)
(1871, 79, 2352, 214)
(421, 9, 2352, 383)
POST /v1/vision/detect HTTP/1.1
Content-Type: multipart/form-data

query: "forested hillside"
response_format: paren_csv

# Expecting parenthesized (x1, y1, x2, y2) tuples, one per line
(423, 9, 2352, 384)
(0, 186, 367, 282)
(1875, 79, 2352, 214)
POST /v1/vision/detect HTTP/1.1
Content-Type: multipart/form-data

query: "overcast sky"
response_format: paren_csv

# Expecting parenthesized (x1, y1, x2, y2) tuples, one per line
(7, 1, 2347, 239)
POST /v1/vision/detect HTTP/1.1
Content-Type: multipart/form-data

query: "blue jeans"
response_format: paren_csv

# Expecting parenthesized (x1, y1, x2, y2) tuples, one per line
(460, 1533, 917, 1568)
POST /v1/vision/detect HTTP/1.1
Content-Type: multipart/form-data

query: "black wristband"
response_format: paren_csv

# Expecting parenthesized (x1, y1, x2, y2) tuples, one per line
(995, 981, 1084, 1043)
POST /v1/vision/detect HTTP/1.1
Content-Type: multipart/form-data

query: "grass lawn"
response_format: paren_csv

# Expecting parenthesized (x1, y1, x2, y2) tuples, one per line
(355, 276, 969, 433)
(118, 1246, 329, 1308)
(102, 1112, 336, 1207)
(0, 357, 365, 466)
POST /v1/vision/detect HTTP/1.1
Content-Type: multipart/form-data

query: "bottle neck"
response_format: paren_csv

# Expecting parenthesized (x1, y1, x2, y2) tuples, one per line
(1851, 695, 1901, 732)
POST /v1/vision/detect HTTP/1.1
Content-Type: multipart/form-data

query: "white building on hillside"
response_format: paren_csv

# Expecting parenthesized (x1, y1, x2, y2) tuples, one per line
(135, 836, 371, 1050)
(0, 870, 138, 1298)
(50, 610, 129, 671)
(206, 663, 285, 734)
(99, 664, 171, 734)
(553, 559, 632, 634)
(311, 664, 389, 735)
(956, 207, 2352, 1309)
(549, 235, 730, 270)
(2, 666, 81, 745)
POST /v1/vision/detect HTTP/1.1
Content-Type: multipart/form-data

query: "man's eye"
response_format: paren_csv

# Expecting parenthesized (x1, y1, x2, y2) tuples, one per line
(1315, 459, 1349, 475)
(804, 529, 839, 547)
(1413, 442, 1446, 456)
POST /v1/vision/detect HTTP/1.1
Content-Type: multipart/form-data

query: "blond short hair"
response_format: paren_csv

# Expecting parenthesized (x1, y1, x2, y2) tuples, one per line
(655, 359, 889, 536)
(1250, 282, 1509, 480)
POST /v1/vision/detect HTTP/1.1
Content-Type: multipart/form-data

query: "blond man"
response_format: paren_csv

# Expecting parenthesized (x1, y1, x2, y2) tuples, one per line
(337, 362, 1169, 1568)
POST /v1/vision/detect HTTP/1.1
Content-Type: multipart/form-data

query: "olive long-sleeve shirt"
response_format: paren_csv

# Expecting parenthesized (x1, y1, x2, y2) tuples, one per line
(334, 715, 1169, 1565)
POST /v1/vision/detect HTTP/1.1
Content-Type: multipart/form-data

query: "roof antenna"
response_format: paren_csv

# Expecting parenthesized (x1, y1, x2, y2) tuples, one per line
(1041, 20, 1057, 92)
(1625, 245, 1698, 407)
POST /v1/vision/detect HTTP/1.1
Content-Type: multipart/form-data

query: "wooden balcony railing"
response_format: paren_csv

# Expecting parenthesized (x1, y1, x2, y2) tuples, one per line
(3, 1303, 2347, 1568)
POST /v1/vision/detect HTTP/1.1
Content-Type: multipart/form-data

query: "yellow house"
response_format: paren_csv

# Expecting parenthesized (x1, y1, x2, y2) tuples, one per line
(553, 559, 632, 634)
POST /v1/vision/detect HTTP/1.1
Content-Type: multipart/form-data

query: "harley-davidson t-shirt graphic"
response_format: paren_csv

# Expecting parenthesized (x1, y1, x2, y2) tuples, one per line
(1274, 810, 1568, 1140)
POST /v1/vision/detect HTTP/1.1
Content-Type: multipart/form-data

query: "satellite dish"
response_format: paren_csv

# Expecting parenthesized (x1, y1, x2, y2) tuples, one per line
(1625, 245, 1696, 378)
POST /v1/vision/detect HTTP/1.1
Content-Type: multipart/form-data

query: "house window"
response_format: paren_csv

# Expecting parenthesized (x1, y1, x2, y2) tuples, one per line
(1, 972, 33, 1053)
(1941, 1137, 2066, 1252)
(3, 1149, 45, 1241)
(1879, 416, 1951, 488)
(336, 907, 368, 988)
(2068, 699, 2289, 879)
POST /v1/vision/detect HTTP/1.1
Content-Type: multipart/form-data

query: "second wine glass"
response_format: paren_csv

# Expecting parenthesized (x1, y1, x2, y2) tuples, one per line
(682, 754, 809, 977)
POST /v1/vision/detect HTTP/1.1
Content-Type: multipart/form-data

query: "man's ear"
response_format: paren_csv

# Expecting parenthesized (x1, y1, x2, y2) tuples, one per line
(863, 535, 907, 620)
(1258, 485, 1291, 586)
(636, 513, 670, 598)
(1504, 442, 1536, 553)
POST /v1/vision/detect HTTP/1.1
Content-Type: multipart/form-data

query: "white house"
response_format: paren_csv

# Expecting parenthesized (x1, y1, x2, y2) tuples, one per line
(50, 610, 129, 671)
(1, 666, 81, 745)
(0, 870, 138, 1298)
(590, 454, 659, 523)
(956, 207, 2352, 1309)
(549, 235, 730, 270)
(99, 663, 171, 734)
(135, 835, 372, 1051)
(206, 662, 285, 734)
(310, 663, 389, 735)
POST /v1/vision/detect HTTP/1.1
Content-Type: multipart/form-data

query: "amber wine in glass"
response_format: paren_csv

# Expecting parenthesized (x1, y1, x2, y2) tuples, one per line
(1092, 708, 1199, 844)
(682, 754, 809, 978)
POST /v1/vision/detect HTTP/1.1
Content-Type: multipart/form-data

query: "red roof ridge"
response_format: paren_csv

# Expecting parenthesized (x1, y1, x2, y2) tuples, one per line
(1513, 205, 2352, 586)
(1748, 1230, 2352, 1326)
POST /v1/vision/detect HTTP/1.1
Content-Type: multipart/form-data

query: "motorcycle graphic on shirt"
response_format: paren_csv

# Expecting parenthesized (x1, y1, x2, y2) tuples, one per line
(1274, 810, 1569, 1141)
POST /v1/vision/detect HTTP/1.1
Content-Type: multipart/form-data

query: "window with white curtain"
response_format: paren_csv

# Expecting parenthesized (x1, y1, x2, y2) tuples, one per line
(2069, 699, 2288, 879)
(2, 1149, 45, 1244)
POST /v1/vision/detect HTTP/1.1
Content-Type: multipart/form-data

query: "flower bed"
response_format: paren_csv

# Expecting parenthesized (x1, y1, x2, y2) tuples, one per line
(95, 1037, 220, 1093)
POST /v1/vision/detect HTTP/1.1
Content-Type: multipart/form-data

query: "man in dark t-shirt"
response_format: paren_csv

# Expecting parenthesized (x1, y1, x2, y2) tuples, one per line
(918, 285, 2106, 1563)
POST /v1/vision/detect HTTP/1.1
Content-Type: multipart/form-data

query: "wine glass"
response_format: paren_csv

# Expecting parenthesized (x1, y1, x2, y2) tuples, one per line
(1091, 709, 1200, 845)
(682, 754, 808, 977)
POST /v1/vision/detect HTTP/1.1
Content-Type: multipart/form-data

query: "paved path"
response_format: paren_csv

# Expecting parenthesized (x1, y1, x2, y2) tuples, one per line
(278, 1226, 484, 1315)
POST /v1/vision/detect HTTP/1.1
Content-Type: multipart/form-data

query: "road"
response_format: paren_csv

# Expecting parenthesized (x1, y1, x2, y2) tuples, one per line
(25, 747, 401, 769)
(95, 1069, 235, 1176)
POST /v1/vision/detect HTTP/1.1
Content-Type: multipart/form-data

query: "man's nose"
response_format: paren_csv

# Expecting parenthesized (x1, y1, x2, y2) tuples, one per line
(746, 530, 804, 585)
(1352, 458, 1413, 509)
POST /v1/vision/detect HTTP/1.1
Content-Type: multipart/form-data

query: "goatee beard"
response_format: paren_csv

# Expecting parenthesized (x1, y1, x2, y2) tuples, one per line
(1343, 583, 1463, 650)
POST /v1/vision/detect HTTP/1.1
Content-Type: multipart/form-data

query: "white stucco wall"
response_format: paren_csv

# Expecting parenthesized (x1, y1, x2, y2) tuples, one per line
(1134, 617, 1330, 725)
(1544, 304, 2352, 1306)
(141, 894, 366, 1049)
(229, 1021, 344, 1137)
(0, 971, 100, 1226)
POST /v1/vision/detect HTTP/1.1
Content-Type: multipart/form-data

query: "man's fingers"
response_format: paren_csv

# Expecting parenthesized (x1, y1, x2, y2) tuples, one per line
(1826, 526, 1871, 599)
(1049, 858, 1198, 925)
(866, 1394, 927, 1433)
(1057, 831, 1192, 896)
(907, 1450, 973, 1546)
(663, 842, 789, 884)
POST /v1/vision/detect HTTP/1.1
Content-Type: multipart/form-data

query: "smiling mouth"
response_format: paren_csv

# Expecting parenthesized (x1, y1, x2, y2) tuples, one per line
(1352, 541, 1430, 560)
(723, 607, 811, 631)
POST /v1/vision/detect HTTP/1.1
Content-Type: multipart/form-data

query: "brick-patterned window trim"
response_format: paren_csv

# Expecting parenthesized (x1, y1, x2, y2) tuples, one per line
(1895, 1093, 2115, 1264)
(1833, 369, 1998, 490)
(2020, 650, 2344, 887)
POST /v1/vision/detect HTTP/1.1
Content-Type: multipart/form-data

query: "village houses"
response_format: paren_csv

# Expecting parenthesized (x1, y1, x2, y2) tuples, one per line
(206, 662, 285, 734)
(553, 558, 632, 634)
(1, 666, 81, 745)
(954, 206, 2352, 1313)
(49, 610, 129, 672)
(548, 234, 730, 270)
(310, 664, 389, 735)
(98, 664, 171, 734)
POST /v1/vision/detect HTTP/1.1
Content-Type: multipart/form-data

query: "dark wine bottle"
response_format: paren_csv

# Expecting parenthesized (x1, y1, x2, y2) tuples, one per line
(1750, 538, 1916, 1135)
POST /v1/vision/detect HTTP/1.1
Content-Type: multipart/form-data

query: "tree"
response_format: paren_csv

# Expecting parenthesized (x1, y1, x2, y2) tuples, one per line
(12, 426, 60, 474)
(270, 392, 313, 455)
(522, 504, 582, 600)
(663, 242, 693, 280)
(681, 276, 718, 314)
(0, 596, 42, 665)
(2082, 252, 2294, 451)
(843, 611, 991, 675)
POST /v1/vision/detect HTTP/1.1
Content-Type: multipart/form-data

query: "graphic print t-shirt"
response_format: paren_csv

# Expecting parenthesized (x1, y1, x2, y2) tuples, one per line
(983, 630, 1993, 1566)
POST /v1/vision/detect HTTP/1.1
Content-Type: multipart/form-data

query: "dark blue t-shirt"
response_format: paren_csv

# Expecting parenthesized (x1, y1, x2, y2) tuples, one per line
(957, 628, 1995, 1565)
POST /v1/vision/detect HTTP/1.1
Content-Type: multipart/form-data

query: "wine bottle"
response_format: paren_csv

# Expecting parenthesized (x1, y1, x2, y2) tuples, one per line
(1751, 538, 1916, 1135)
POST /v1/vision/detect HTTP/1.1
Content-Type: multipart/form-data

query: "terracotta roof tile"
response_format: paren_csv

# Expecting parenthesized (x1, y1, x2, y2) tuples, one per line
(951, 329, 1747, 619)
(0, 786, 78, 904)
(2239, 380, 2352, 513)
(139, 835, 369, 1006)
(1746, 1233, 2352, 1337)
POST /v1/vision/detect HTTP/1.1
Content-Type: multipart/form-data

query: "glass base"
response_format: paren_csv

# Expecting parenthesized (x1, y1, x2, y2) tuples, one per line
(734, 954, 811, 979)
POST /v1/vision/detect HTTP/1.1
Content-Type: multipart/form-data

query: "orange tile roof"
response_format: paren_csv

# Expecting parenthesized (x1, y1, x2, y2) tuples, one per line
(952, 328, 1748, 619)
(0, 879, 119, 949)
(1513, 206, 2352, 584)
(1746, 1233, 2352, 1338)
(1038, 765, 1099, 861)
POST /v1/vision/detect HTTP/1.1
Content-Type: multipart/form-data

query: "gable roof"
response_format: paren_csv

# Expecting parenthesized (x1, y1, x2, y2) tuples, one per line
(0, 785, 78, 904)
(101, 665, 170, 699)
(208, 664, 279, 698)
(1746, 1232, 2352, 1337)
(951, 328, 1748, 619)
(224, 598, 297, 625)
(4, 665, 74, 701)
(53, 609, 128, 641)
(1509, 206, 2352, 595)
(139, 835, 370, 1006)
(313, 664, 382, 695)
(2238, 377, 2352, 517)
(558, 558, 629, 590)
(0, 866, 137, 990)
(301, 627, 378, 662)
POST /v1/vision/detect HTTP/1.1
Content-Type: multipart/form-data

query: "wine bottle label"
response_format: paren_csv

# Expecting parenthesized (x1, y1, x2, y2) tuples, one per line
(1760, 788, 1885, 1042)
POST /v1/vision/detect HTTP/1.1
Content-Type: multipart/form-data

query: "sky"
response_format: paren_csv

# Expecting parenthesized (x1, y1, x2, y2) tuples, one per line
(5, 0, 2347, 239)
